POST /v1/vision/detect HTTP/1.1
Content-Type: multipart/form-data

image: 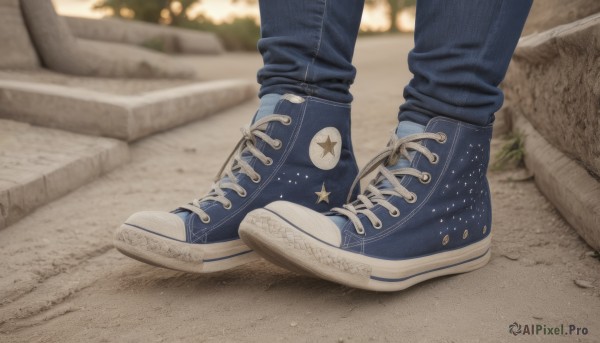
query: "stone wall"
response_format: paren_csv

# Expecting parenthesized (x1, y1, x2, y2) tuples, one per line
(0, 0, 39, 69)
(19, 0, 195, 79)
(500, 3, 600, 250)
(505, 14, 600, 177)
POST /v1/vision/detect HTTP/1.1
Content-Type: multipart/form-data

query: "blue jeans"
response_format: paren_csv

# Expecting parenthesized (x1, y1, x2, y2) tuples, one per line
(257, 0, 532, 126)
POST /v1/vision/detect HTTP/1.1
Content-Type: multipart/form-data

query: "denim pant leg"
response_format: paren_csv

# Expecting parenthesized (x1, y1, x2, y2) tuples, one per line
(399, 0, 533, 126)
(257, 0, 365, 104)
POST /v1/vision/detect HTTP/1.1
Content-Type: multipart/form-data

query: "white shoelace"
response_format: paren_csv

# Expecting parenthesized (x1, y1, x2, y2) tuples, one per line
(180, 114, 291, 223)
(332, 132, 446, 234)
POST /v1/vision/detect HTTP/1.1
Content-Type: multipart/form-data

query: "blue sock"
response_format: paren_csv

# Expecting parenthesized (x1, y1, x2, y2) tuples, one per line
(253, 93, 282, 122)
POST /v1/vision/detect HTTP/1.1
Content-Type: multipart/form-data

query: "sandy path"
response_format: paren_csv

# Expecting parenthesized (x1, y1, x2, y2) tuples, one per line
(1, 35, 598, 342)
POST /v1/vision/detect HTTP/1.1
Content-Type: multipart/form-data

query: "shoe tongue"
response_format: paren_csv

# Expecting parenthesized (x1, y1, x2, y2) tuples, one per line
(176, 94, 284, 219)
(378, 121, 425, 189)
(329, 120, 425, 230)
(242, 93, 284, 163)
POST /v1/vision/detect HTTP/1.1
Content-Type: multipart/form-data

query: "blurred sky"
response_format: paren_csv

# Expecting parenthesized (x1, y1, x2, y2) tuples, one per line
(52, 0, 413, 31)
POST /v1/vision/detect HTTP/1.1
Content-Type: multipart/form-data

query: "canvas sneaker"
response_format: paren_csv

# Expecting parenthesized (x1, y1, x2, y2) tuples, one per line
(114, 94, 359, 273)
(239, 117, 492, 291)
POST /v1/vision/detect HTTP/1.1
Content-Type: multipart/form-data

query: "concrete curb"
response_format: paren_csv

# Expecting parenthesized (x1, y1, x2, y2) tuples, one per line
(0, 120, 130, 230)
(0, 79, 256, 141)
(64, 16, 225, 55)
(514, 114, 600, 251)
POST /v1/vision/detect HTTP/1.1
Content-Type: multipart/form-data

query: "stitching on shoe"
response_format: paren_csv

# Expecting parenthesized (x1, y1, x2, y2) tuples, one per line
(308, 97, 351, 108)
(190, 100, 308, 243)
(343, 121, 473, 248)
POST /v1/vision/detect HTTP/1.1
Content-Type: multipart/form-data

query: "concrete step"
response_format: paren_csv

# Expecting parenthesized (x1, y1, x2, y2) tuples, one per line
(0, 77, 256, 141)
(0, 119, 129, 230)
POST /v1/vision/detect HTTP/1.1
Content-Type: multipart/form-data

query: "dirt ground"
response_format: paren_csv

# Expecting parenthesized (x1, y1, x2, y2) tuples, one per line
(1, 35, 598, 342)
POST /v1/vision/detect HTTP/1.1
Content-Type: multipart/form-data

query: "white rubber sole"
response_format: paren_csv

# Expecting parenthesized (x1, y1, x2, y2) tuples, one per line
(239, 209, 491, 292)
(113, 223, 258, 273)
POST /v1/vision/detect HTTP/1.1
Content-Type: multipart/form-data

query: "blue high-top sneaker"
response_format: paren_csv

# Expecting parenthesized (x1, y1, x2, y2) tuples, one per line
(239, 117, 493, 291)
(114, 94, 359, 273)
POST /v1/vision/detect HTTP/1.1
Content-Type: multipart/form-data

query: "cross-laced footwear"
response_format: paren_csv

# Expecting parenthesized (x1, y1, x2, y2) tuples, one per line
(240, 117, 493, 291)
(114, 94, 359, 273)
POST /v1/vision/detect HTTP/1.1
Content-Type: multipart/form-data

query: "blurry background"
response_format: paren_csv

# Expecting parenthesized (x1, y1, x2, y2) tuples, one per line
(53, 0, 417, 50)
(1, 1, 598, 342)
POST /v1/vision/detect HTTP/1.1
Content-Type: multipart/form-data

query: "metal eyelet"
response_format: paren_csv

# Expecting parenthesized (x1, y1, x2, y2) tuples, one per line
(223, 202, 232, 210)
(264, 158, 273, 166)
(373, 221, 382, 229)
(201, 216, 211, 224)
(273, 140, 282, 150)
(282, 116, 292, 125)
(420, 172, 432, 184)
(238, 189, 247, 197)
(356, 226, 365, 235)
(405, 192, 417, 204)
(251, 174, 262, 183)
(430, 153, 439, 165)
(389, 209, 400, 217)
(437, 132, 447, 144)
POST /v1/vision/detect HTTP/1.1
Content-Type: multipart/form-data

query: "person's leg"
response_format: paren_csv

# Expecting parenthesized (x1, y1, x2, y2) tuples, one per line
(257, 0, 365, 104)
(113, 1, 365, 273)
(400, 0, 532, 126)
(240, 0, 533, 291)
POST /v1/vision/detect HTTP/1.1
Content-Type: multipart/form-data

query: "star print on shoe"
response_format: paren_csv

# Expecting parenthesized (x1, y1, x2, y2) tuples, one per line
(318, 136, 337, 157)
(113, 94, 359, 273)
(240, 117, 493, 291)
(315, 183, 331, 204)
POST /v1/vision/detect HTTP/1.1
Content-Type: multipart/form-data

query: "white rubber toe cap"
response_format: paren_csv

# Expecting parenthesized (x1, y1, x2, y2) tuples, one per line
(124, 211, 186, 241)
(265, 201, 342, 247)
